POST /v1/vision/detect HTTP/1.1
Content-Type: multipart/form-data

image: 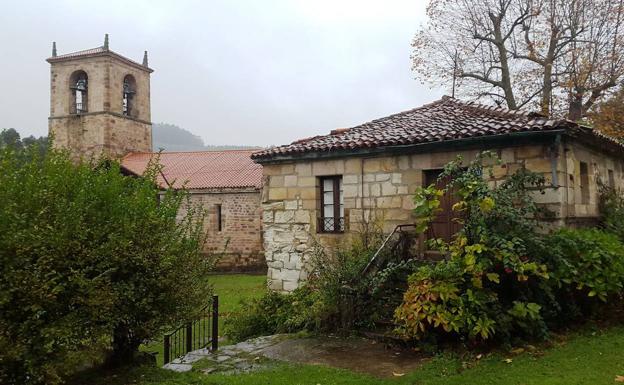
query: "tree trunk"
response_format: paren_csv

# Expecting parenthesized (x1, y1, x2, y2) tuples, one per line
(541, 26, 559, 116)
(541, 62, 553, 116)
(106, 324, 141, 368)
(490, 12, 517, 110)
(568, 92, 584, 121)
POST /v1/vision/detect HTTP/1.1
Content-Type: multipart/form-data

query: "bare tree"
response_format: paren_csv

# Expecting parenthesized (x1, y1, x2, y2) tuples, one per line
(413, 0, 536, 110)
(413, 0, 624, 120)
(560, 0, 624, 120)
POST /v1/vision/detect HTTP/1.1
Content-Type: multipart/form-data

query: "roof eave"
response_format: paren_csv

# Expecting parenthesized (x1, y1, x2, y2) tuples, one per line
(47, 50, 153, 73)
(253, 129, 570, 164)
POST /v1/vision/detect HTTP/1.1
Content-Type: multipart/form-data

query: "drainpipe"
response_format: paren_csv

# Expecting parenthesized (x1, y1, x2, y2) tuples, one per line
(563, 139, 570, 225)
(550, 134, 561, 188)
(550, 134, 566, 226)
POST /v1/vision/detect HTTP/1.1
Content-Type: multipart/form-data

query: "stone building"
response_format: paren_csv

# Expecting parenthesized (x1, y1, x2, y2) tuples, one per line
(251, 96, 624, 292)
(121, 151, 265, 271)
(47, 37, 265, 272)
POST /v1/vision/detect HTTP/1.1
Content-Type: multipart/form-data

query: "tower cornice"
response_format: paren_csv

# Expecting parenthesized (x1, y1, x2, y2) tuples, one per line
(47, 47, 153, 73)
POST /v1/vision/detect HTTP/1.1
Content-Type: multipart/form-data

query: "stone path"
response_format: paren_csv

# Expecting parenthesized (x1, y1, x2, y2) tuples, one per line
(163, 334, 425, 378)
(162, 335, 287, 374)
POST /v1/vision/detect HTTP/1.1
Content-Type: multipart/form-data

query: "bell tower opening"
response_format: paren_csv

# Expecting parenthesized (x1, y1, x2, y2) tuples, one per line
(122, 74, 136, 117)
(69, 70, 88, 114)
(47, 35, 153, 160)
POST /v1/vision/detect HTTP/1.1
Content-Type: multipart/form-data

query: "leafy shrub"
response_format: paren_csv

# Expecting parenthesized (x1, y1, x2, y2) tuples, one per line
(599, 184, 624, 241)
(225, 223, 390, 341)
(395, 153, 552, 343)
(0, 146, 212, 384)
(394, 234, 550, 343)
(224, 286, 321, 342)
(547, 228, 624, 302)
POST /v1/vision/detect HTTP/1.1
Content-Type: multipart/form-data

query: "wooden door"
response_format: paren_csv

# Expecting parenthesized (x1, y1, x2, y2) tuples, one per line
(424, 170, 462, 243)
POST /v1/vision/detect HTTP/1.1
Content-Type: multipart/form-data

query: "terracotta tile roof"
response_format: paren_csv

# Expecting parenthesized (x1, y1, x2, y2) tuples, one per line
(121, 150, 263, 190)
(252, 96, 619, 161)
(47, 46, 152, 72)
(50, 47, 107, 60)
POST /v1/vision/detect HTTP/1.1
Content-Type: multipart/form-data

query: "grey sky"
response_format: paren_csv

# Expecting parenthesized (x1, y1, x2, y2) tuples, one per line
(0, 0, 444, 147)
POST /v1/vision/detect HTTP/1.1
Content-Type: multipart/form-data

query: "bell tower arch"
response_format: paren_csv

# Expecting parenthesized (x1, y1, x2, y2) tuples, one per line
(47, 35, 153, 159)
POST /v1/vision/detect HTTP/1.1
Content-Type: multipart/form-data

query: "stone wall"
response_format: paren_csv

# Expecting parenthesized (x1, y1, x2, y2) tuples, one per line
(183, 189, 265, 272)
(261, 141, 624, 292)
(48, 52, 152, 159)
(49, 113, 151, 160)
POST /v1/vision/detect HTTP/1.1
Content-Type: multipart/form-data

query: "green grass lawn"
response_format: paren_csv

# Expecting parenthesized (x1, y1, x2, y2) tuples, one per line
(140, 273, 267, 366)
(74, 323, 624, 385)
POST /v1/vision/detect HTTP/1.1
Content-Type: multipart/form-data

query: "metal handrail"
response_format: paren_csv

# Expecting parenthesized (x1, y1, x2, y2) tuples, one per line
(163, 294, 219, 364)
(362, 224, 417, 275)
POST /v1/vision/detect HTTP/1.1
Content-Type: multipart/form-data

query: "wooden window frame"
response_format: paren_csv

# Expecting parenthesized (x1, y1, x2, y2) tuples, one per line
(318, 175, 344, 234)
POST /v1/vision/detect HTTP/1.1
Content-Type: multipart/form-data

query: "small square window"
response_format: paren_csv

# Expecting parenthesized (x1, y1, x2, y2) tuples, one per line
(318, 176, 344, 233)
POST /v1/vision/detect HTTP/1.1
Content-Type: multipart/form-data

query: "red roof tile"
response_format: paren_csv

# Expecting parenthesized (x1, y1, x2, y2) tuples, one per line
(51, 47, 107, 60)
(252, 96, 621, 161)
(47, 46, 152, 72)
(121, 150, 263, 190)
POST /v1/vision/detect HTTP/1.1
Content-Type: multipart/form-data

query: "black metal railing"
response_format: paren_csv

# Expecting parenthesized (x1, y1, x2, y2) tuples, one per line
(317, 217, 345, 233)
(70, 102, 87, 114)
(163, 294, 218, 364)
(362, 224, 419, 276)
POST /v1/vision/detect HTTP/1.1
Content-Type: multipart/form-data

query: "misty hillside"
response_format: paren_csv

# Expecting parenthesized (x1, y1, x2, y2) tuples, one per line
(152, 123, 261, 152)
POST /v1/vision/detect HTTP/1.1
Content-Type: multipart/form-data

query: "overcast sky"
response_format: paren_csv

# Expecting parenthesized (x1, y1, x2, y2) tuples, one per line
(0, 0, 444, 147)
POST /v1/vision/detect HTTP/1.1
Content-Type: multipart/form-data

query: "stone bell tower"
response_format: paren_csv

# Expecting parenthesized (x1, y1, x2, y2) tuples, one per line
(47, 34, 153, 159)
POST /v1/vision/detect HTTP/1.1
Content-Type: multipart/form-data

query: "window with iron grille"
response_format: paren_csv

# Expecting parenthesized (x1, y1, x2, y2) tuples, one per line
(318, 176, 344, 233)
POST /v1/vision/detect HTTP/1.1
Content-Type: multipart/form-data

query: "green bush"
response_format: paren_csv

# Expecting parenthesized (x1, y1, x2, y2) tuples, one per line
(395, 153, 624, 346)
(0, 146, 212, 384)
(224, 286, 321, 342)
(225, 224, 388, 341)
(599, 184, 624, 241)
(547, 228, 624, 302)
(395, 153, 553, 344)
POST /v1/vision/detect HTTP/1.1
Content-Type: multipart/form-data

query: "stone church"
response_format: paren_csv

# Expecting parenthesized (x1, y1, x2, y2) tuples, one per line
(47, 36, 265, 271)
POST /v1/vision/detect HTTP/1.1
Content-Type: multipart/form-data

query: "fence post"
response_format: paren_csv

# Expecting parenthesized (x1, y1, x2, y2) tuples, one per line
(211, 294, 219, 351)
(164, 334, 170, 364)
(186, 323, 193, 353)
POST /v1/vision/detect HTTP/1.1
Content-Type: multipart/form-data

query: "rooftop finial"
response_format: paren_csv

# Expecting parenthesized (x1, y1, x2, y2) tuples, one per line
(103, 34, 109, 50)
(142, 50, 148, 67)
(52, 41, 57, 57)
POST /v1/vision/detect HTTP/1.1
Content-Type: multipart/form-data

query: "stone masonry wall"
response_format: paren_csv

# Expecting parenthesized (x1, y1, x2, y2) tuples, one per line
(261, 142, 624, 292)
(49, 53, 152, 159)
(182, 189, 265, 272)
(50, 113, 151, 160)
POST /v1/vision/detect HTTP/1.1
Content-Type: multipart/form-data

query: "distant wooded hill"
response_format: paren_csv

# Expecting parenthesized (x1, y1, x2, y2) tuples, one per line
(1, 124, 259, 153)
(153, 123, 261, 152)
